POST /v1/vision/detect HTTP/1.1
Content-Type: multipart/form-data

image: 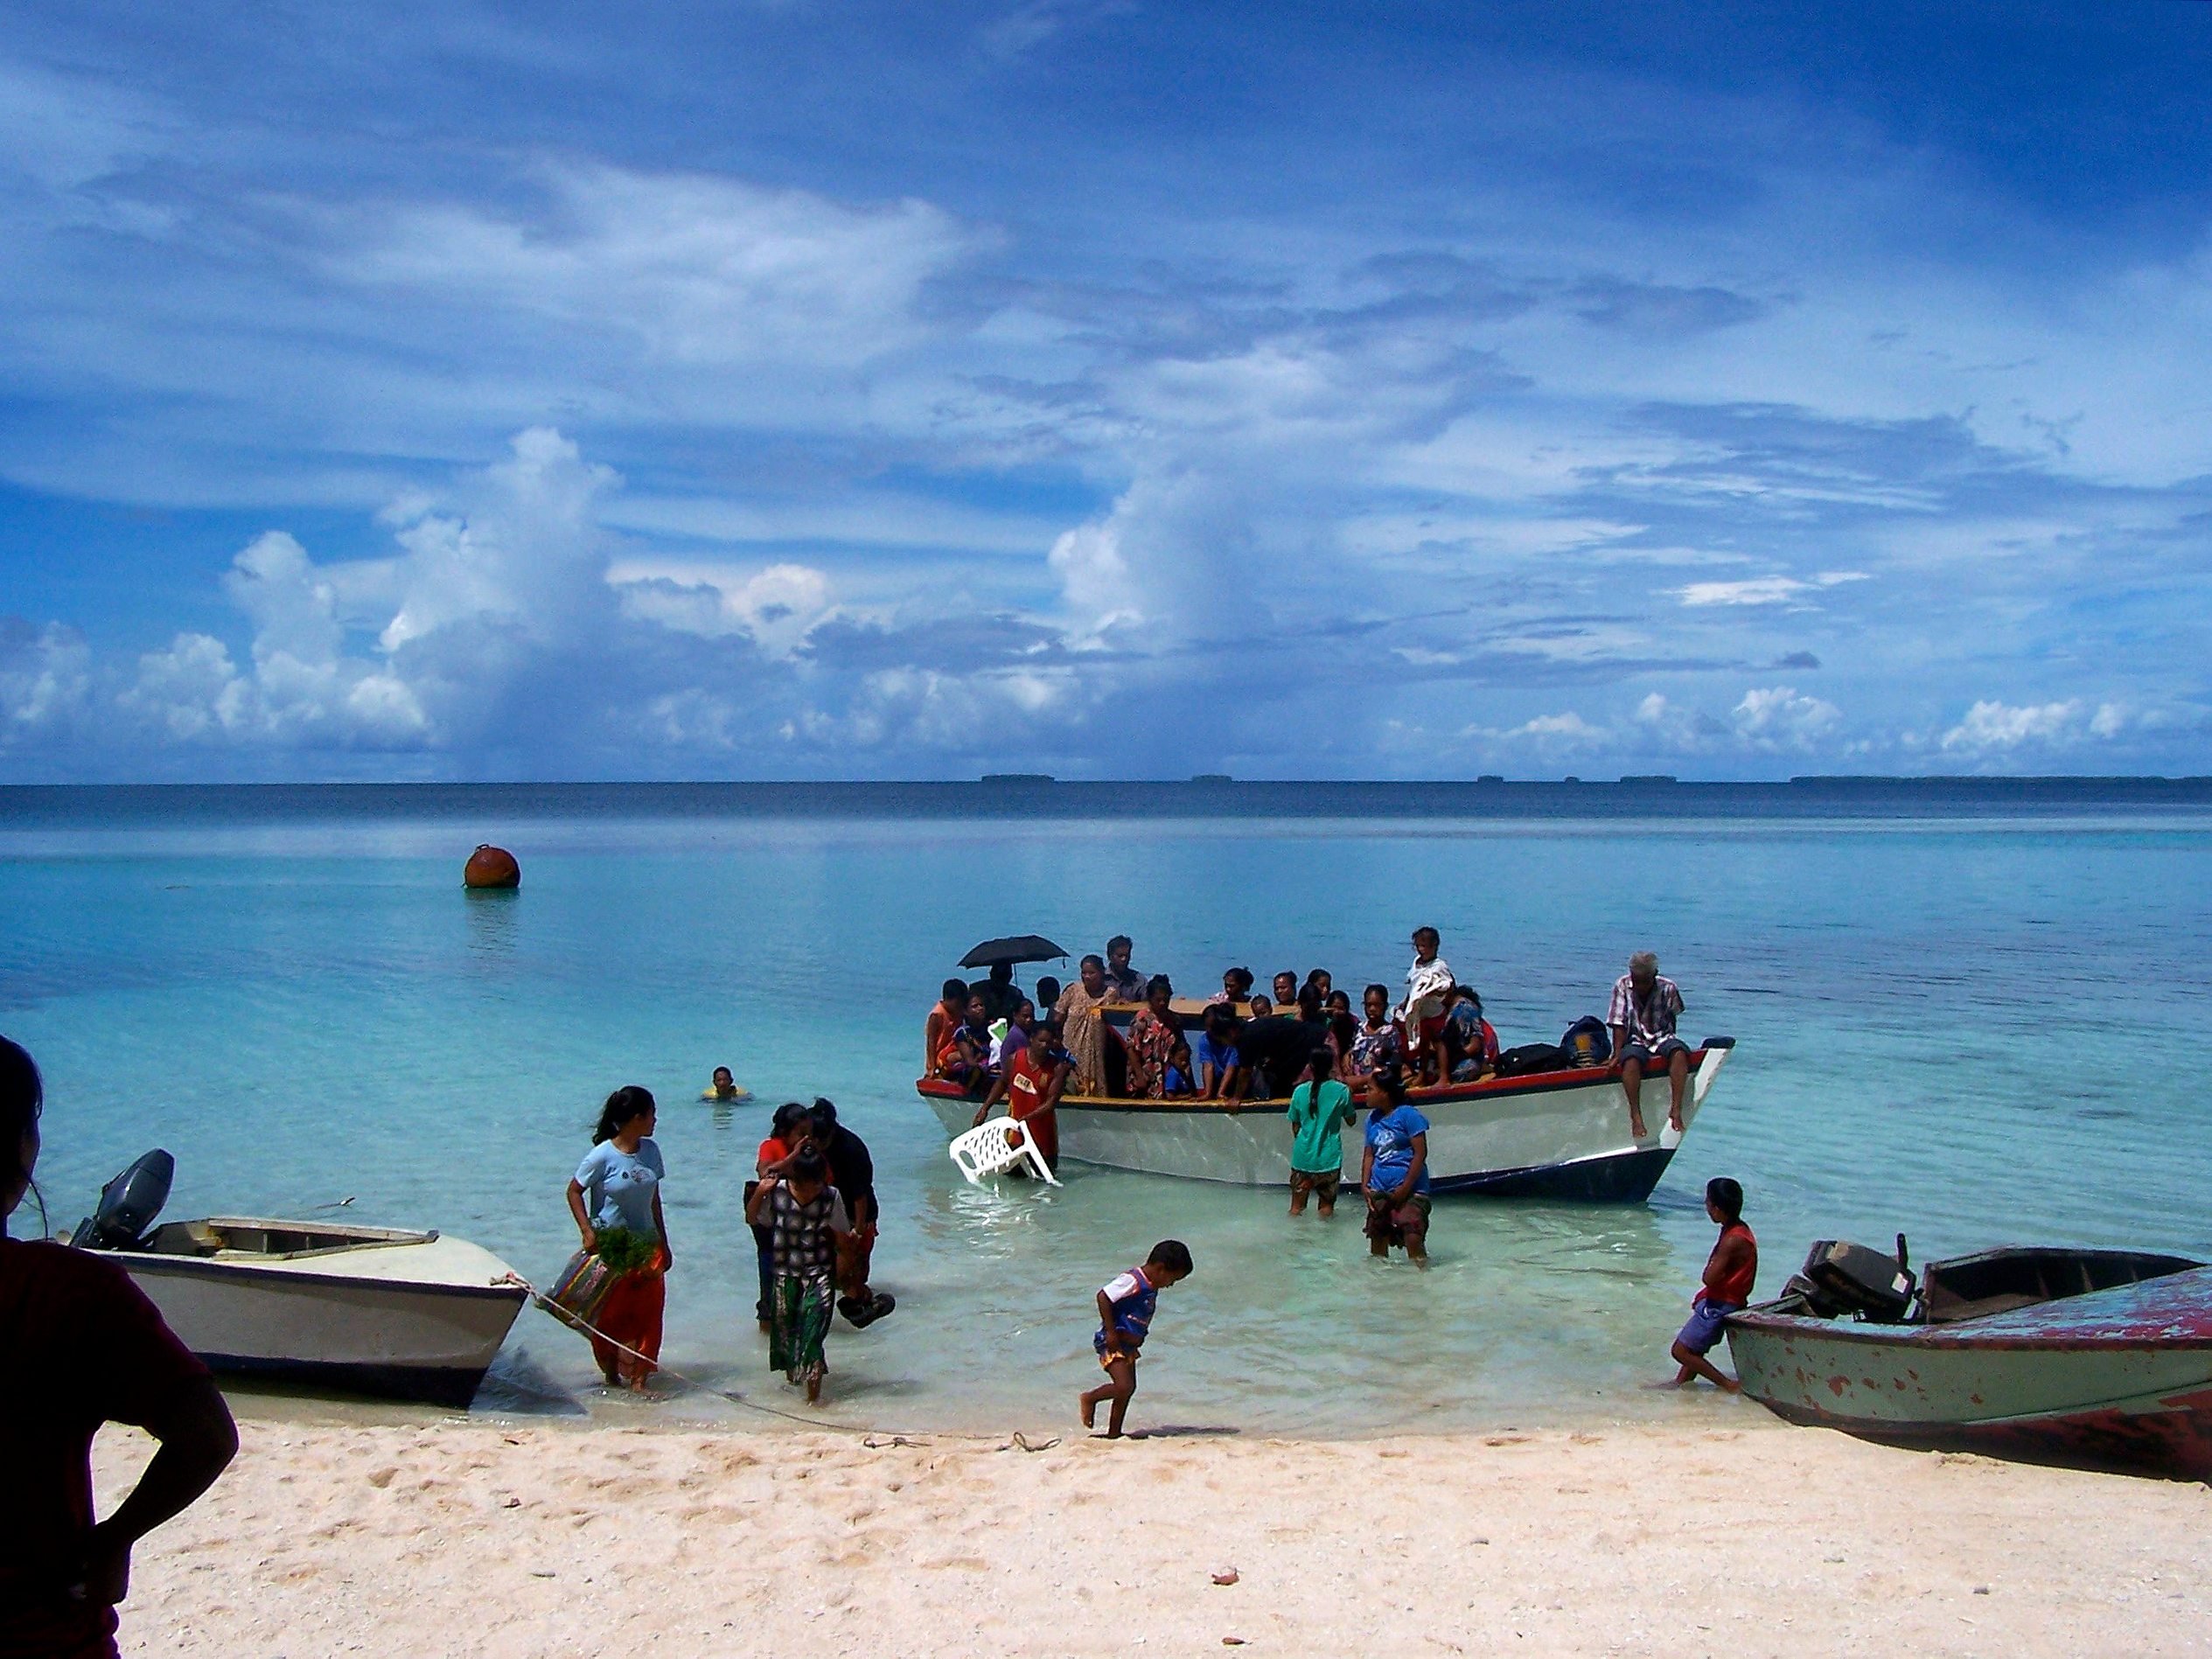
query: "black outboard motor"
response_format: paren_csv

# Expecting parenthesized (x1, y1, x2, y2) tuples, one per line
(72, 1149, 174, 1251)
(1801, 1237, 1916, 1322)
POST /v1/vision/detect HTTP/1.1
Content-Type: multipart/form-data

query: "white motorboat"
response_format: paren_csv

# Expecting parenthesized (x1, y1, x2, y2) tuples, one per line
(922, 1037, 1734, 1199)
(71, 1154, 527, 1406)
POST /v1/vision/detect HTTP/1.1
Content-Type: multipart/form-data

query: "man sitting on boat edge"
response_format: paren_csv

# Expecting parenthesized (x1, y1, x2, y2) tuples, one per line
(1610, 951, 1689, 1140)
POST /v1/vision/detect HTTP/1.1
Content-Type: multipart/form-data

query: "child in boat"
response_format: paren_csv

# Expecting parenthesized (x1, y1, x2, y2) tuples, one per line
(1161, 1036, 1197, 1098)
(1671, 1176, 1757, 1393)
(745, 1147, 851, 1404)
(1078, 1239, 1194, 1439)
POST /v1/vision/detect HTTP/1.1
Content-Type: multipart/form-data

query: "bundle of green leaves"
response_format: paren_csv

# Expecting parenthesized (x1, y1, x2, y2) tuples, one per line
(593, 1226, 659, 1276)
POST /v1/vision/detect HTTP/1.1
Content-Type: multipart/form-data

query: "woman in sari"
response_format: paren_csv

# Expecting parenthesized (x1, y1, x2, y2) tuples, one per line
(565, 1085, 672, 1391)
(745, 1147, 851, 1403)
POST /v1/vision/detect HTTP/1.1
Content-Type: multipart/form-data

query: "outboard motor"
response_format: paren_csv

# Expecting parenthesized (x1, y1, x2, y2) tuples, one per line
(71, 1149, 174, 1251)
(1801, 1237, 1916, 1323)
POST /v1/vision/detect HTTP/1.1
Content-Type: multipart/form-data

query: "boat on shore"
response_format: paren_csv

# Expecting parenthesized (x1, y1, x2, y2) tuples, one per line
(69, 1153, 527, 1406)
(1726, 1244, 2212, 1481)
(919, 1021, 1734, 1199)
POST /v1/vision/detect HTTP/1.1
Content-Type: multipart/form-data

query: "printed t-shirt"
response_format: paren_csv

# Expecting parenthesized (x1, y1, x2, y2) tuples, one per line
(1287, 1078, 1356, 1174)
(1365, 1104, 1432, 1195)
(765, 1182, 850, 1279)
(0, 1237, 210, 1655)
(1099, 1266, 1159, 1349)
(574, 1137, 665, 1237)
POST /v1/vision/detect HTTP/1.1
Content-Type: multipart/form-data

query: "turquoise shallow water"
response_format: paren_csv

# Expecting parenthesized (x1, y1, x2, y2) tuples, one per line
(4, 787, 2210, 1435)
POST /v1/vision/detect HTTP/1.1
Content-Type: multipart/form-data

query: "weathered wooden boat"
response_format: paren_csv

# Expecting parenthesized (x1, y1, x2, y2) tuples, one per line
(919, 1023, 1734, 1200)
(70, 1152, 526, 1406)
(1726, 1244, 2212, 1481)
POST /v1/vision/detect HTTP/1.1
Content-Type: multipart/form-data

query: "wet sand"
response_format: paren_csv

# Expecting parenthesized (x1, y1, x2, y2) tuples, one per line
(97, 1412, 2210, 1656)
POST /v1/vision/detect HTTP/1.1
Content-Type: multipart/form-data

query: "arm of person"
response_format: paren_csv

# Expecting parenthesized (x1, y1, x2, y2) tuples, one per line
(565, 1177, 596, 1251)
(1359, 1140, 1376, 1196)
(73, 1373, 238, 1607)
(1703, 1233, 1753, 1296)
(1609, 1024, 1629, 1057)
(650, 1188, 671, 1269)
(1392, 1132, 1427, 1204)
(1095, 1288, 1127, 1356)
(745, 1178, 778, 1228)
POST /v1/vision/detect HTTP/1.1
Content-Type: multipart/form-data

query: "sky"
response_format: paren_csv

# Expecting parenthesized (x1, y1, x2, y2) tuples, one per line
(2, 0, 2209, 781)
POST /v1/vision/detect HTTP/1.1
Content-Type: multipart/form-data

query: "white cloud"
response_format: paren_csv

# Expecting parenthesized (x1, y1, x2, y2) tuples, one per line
(1941, 698, 2083, 753)
(1675, 576, 1809, 607)
(1733, 686, 1841, 748)
(0, 619, 92, 740)
(334, 164, 977, 371)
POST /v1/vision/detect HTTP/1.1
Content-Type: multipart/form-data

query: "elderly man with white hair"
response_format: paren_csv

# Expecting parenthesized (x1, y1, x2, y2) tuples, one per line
(1608, 951, 1688, 1141)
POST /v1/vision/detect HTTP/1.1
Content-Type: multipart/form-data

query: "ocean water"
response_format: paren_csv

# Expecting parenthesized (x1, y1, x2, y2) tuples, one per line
(3, 782, 2209, 1437)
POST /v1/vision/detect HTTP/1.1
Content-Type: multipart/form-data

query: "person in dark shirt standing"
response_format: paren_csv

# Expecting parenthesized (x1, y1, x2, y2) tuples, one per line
(0, 1035, 237, 1659)
(807, 1098, 896, 1329)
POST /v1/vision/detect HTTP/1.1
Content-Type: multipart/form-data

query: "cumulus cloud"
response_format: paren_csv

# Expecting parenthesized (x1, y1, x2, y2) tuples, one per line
(1732, 686, 1841, 749)
(0, 618, 92, 742)
(1941, 699, 2083, 753)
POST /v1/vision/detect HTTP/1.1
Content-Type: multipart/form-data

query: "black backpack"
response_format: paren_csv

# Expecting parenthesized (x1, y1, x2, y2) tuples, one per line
(1493, 1042, 1569, 1077)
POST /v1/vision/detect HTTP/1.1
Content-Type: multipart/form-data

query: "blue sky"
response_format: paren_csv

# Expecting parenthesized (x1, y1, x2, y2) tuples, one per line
(2, 0, 2209, 779)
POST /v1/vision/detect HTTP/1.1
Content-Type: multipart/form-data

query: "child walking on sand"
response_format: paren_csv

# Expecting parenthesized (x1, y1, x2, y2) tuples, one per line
(1078, 1239, 1194, 1439)
(745, 1147, 851, 1404)
(1670, 1176, 1757, 1392)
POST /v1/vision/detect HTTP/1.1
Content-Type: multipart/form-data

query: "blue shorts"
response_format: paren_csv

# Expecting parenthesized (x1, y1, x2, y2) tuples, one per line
(1621, 1035, 1689, 1066)
(1675, 1299, 1742, 1356)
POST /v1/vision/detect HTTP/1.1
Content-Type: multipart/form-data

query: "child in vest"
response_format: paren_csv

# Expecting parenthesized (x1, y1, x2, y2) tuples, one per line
(1671, 1175, 1756, 1392)
(1078, 1239, 1194, 1439)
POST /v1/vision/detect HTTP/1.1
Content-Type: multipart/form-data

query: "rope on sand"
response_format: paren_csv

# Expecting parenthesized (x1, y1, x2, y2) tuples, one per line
(494, 1272, 1059, 1451)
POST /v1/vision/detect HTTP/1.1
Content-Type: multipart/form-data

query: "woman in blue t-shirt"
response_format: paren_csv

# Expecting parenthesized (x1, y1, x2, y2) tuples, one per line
(564, 1085, 671, 1391)
(1360, 1062, 1431, 1267)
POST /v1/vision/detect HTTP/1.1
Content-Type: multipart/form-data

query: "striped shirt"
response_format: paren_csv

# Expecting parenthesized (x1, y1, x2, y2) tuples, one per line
(1608, 974, 1684, 1046)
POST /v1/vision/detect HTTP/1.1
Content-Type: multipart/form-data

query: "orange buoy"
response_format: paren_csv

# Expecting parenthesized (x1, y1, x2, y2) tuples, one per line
(464, 844, 520, 889)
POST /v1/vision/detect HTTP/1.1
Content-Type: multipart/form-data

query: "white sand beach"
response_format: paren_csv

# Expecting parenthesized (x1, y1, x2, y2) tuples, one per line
(97, 1413, 2210, 1657)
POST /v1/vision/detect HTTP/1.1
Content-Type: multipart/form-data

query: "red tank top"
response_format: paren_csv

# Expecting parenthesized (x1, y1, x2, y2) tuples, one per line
(1706, 1221, 1757, 1307)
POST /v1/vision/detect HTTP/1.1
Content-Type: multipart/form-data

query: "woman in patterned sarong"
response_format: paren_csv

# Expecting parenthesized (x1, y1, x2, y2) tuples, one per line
(1052, 952, 1117, 1097)
(745, 1147, 850, 1404)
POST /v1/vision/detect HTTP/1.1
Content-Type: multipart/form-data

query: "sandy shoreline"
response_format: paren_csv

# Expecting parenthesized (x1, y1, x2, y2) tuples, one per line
(96, 1412, 2210, 1657)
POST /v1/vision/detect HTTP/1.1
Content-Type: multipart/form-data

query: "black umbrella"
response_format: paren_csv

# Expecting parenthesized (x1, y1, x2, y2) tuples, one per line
(959, 934, 1070, 969)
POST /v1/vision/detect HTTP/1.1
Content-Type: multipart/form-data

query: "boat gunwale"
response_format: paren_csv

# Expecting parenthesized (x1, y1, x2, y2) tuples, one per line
(110, 1249, 529, 1304)
(917, 1041, 1730, 1115)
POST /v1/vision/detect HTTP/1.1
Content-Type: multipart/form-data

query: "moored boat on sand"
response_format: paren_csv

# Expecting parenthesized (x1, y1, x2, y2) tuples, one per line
(1727, 1244, 2212, 1481)
(69, 1152, 527, 1406)
(920, 1028, 1734, 1199)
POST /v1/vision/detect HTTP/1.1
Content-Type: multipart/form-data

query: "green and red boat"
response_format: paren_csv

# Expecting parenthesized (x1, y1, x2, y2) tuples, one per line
(1726, 1244, 2212, 1481)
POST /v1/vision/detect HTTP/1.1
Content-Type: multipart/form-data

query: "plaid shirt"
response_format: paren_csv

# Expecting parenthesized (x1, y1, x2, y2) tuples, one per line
(1608, 974, 1684, 1045)
(766, 1182, 848, 1279)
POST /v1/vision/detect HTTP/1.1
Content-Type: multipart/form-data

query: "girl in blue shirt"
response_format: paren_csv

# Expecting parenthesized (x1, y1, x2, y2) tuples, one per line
(1360, 1063, 1431, 1267)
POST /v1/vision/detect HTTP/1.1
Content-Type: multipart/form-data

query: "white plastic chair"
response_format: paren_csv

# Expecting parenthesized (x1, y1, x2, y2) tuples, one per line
(949, 1116, 1061, 1187)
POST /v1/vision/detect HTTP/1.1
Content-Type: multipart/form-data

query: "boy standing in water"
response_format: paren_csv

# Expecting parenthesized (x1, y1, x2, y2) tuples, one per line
(1671, 1176, 1757, 1392)
(1078, 1240, 1194, 1439)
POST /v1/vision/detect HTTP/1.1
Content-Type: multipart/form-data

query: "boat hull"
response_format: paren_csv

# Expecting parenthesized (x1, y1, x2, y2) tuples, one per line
(921, 1042, 1730, 1198)
(119, 1239, 527, 1408)
(1726, 1265, 2212, 1481)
